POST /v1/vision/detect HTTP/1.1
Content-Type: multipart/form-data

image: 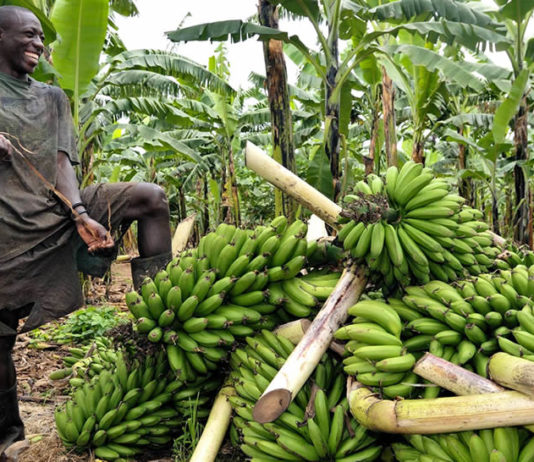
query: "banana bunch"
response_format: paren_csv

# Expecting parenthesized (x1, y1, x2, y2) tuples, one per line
(268, 269, 342, 320)
(54, 348, 209, 461)
(334, 299, 421, 399)
(127, 217, 342, 382)
(393, 427, 534, 462)
(495, 244, 534, 271)
(337, 162, 500, 291)
(228, 330, 383, 461)
(338, 266, 534, 397)
(49, 337, 121, 386)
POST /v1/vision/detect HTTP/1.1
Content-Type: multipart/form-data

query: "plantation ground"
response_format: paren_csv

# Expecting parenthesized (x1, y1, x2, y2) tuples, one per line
(12, 262, 177, 462)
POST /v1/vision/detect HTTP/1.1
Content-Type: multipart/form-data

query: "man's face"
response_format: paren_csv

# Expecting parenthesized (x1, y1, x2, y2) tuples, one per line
(0, 10, 44, 80)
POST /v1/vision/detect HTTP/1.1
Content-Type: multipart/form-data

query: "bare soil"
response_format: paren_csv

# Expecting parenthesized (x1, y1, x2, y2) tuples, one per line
(12, 262, 176, 462)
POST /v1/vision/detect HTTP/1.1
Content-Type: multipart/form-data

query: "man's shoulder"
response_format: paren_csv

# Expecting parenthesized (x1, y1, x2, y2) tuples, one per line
(29, 78, 67, 99)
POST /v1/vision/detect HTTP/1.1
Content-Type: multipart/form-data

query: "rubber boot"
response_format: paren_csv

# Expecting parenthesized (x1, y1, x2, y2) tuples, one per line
(0, 385, 24, 458)
(130, 251, 172, 291)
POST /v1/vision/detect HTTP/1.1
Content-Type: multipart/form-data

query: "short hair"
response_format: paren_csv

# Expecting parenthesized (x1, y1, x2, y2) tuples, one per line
(0, 6, 36, 31)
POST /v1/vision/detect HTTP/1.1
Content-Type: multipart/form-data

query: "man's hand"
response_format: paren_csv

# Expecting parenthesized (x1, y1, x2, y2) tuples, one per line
(75, 214, 114, 253)
(0, 134, 13, 160)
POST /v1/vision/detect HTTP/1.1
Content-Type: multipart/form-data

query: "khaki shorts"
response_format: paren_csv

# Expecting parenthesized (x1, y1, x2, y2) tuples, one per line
(0, 182, 136, 333)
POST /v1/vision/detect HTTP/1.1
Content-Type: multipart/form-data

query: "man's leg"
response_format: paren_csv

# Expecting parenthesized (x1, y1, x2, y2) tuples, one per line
(123, 183, 172, 289)
(0, 308, 26, 459)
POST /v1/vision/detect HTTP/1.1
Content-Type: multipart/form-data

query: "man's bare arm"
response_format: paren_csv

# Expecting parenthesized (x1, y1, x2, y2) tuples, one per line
(56, 151, 114, 252)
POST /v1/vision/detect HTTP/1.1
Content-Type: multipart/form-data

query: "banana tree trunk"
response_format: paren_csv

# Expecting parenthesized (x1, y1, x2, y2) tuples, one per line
(325, 26, 340, 200)
(224, 145, 241, 226)
(258, 0, 297, 221)
(457, 125, 473, 206)
(412, 130, 425, 164)
(382, 67, 397, 168)
(365, 94, 380, 175)
(513, 97, 529, 244)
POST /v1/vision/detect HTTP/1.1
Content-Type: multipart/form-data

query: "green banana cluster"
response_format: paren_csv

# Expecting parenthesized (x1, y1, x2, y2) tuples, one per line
(494, 243, 534, 271)
(393, 427, 534, 462)
(338, 265, 534, 397)
(334, 299, 420, 398)
(337, 162, 500, 291)
(54, 347, 218, 461)
(127, 217, 343, 382)
(49, 337, 126, 386)
(229, 330, 383, 461)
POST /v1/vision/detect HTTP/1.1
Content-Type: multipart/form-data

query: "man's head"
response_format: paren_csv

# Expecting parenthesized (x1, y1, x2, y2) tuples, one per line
(0, 6, 44, 80)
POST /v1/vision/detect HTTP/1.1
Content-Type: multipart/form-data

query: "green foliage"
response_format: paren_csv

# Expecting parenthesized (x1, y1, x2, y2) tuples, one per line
(50, 0, 109, 101)
(28, 305, 129, 345)
(171, 395, 205, 462)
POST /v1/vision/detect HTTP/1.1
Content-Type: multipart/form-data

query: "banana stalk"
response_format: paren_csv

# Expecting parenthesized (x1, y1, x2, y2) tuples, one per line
(349, 379, 534, 433)
(489, 231, 506, 247)
(414, 352, 504, 395)
(488, 352, 534, 397)
(253, 264, 366, 423)
(189, 386, 235, 462)
(245, 142, 342, 227)
(273, 319, 311, 344)
(171, 213, 197, 255)
(274, 318, 345, 356)
(414, 352, 534, 433)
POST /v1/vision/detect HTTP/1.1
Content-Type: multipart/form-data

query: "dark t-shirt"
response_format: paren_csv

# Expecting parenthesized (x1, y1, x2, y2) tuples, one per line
(0, 71, 77, 262)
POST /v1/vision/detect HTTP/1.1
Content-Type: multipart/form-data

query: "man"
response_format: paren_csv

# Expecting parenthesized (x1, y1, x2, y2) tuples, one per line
(0, 6, 173, 459)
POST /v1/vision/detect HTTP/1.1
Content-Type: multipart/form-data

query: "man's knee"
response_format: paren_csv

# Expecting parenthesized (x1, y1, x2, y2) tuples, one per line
(131, 183, 169, 218)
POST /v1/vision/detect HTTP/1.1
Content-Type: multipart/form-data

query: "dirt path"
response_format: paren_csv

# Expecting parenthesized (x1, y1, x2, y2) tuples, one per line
(12, 262, 175, 462)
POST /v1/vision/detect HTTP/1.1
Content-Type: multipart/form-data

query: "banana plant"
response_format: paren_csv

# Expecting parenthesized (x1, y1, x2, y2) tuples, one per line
(482, 0, 534, 244)
(49, 0, 109, 127)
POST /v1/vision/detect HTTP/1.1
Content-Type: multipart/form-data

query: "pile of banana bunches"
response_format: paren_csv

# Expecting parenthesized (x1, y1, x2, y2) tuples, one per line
(337, 264, 534, 398)
(53, 342, 223, 460)
(393, 427, 534, 462)
(228, 330, 383, 461)
(126, 217, 342, 383)
(337, 161, 501, 291)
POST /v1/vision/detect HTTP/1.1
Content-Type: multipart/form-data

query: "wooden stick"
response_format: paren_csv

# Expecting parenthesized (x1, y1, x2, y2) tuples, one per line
(245, 141, 342, 227)
(488, 352, 534, 397)
(414, 353, 504, 395)
(253, 264, 367, 423)
(189, 386, 235, 462)
(349, 381, 534, 434)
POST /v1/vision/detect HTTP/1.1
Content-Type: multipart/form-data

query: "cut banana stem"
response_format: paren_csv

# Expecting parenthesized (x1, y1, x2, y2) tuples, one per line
(253, 264, 367, 423)
(414, 352, 504, 395)
(349, 380, 534, 433)
(171, 214, 197, 255)
(414, 352, 534, 433)
(274, 318, 345, 356)
(489, 231, 506, 247)
(189, 386, 235, 462)
(488, 352, 534, 397)
(245, 142, 342, 227)
(273, 319, 312, 345)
